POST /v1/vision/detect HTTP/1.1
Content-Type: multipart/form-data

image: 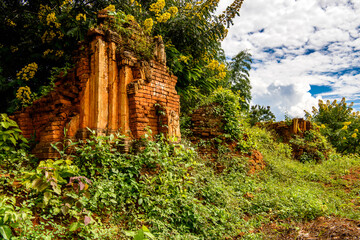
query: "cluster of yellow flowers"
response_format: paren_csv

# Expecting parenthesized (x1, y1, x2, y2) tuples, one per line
(43, 49, 64, 58)
(341, 121, 352, 130)
(178, 55, 190, 63)
(144, 18, 154, 33)
(55, 50, 64, 57)
(217, 71, 227, 79)
(41, 30, 63, 43)
(16, 86, 32, 105)
(127, 15, 135, 22)
(218, 63, 226, 72)
(46, 12, 60, 28)
(43, 49, 53, 56)
(190, 0, 219, 19)
(149, 0, 178, 23)
(10, 46, 18, 53)
(168, 6, 178, 17)
(76, 13, 86, 21)
(351, 127, 358, 138)
(344, 121, 351, 126)
(185, 3, 192, 10)
(6, 19, 16, 27)
(207, 59, 219, 70)
(16, 63, 38, 81)
(38, 5, 50, 21)
(156, 12, 171, 23)
(150, 0, 166, 14)
(104, 4, 116, 12)
(38, 4, 63, 45)
(60, 0, 73, 8)
(134, 1, 142, 9)
(340, 122, 359, 139)
(42, 30, 55, 43)
(207, 60, 227, 79)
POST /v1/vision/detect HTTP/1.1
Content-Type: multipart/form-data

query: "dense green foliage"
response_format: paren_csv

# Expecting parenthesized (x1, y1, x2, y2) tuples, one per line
(0, 0, 248, 113)
(0, 114, 28, 153)
(289, 129, 333, 163)
(248, 105, 276, 126)
(0, 106, 360, 239)
(306, 98, 360, 154)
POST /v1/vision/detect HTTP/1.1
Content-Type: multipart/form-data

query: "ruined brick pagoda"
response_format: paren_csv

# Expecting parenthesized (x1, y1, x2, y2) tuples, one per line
(12, 16, 181, 159)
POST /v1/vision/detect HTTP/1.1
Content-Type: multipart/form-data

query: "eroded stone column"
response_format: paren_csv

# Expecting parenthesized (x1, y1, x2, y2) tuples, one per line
(94, 37, 108, 132)
(79, 79, 90, 130)
(108, 42, 118, 132)
(119, 65, 132, 135)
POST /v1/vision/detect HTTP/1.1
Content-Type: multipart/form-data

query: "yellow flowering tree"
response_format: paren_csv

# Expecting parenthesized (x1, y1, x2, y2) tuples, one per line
(306, 98, 360, 154)
(0, 0, 93, 111)
(1, 0, 246, 113)
(136, 0, 246, 112)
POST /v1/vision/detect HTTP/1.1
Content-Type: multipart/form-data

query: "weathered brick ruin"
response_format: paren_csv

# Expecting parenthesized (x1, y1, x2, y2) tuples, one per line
(190, 106, 316, 166)
(190, 104, 266, 174)
(262, 118, 328, 161)
(12, 20, 181, 159)
(263, 118, 312, 143)
(190, 104, 224, 140)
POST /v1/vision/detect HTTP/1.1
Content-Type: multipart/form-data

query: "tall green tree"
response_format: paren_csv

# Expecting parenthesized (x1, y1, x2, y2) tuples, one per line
(226, 50, 252, 110)
(0, 0, 246, 113)
(249, 105, 275, 125)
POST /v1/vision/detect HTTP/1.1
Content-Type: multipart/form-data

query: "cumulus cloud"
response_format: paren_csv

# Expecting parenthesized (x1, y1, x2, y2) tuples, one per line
(219, 0, 360, 120)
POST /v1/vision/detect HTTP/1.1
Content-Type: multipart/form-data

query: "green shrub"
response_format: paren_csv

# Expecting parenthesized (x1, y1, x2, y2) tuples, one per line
(0, 195, 31, 240)
(306, 98, 360, 154)
(0, 113, 28, 153)
(290, 129, 333, 163)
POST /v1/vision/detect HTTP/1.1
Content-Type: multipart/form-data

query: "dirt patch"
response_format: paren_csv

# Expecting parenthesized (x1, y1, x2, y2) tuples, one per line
(257, 217, 360, 239)
(341, 168, 360, 184)
(247, 150, 266, 175)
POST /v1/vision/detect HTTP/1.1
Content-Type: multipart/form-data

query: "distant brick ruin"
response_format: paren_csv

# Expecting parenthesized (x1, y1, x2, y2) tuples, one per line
(12, 20, 181, 159)
(263, 118, 312, 143)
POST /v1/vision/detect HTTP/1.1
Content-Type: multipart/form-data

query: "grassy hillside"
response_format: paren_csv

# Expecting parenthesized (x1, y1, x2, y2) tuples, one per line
(1, 113, 360, 239)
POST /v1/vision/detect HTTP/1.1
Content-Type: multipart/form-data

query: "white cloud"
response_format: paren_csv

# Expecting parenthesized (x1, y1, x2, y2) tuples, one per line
(220, 0, 360, 120)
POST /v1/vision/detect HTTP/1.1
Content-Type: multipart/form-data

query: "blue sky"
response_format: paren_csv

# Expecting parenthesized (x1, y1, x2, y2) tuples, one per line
(218, 0, 360, 120)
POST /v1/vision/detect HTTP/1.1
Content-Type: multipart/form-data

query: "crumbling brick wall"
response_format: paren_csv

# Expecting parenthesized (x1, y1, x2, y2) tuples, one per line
(127, 59, 180, 139)
(264, 118, 311, 143)
(190, 104, 224, 140)
(12, 26, 180, 159)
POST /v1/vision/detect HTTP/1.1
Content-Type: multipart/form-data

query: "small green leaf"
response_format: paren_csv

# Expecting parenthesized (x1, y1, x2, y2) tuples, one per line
(4, 130, 14, 135)
(44, 192, 52, 205)
(144, 231, 156, 239)
(32, 179, 48, 192)
(134, 230, 145, 240)
(3, 214, 9, 224)
(0, 225, 12, 240)
(69, 221, 80, 231)
(61, 206, 69, 215)
(124, 231, 136, 237)
(44, 236, 52, 240)
(1, 122, 10, 129)
(9, 137, 16, 146)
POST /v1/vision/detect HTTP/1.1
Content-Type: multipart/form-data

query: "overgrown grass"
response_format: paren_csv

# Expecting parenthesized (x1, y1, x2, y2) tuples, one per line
(1, 125, 360, 239)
